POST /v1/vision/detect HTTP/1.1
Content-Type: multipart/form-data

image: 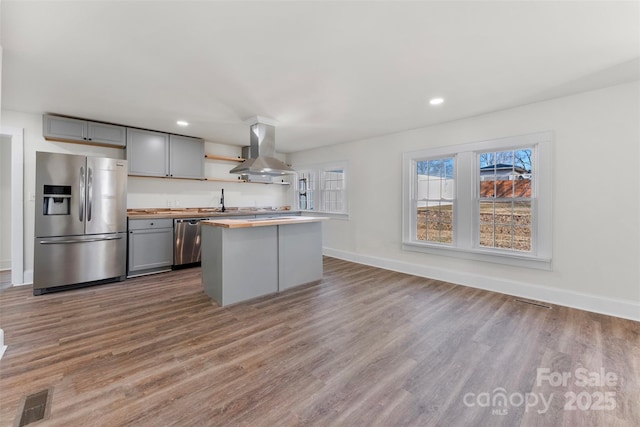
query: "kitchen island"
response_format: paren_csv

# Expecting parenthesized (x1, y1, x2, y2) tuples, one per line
(201, 216, 328, 306)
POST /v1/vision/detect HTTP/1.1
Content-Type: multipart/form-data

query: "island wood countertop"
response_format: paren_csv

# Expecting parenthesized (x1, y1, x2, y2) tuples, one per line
(202, 216, 329, 228)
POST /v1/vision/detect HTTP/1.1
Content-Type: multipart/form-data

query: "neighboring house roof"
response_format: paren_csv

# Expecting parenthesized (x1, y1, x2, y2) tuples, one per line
(480, 164, 529, 174)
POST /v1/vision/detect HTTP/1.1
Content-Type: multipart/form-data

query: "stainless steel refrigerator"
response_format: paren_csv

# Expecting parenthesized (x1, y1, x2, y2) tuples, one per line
(34, 152, 128, 295)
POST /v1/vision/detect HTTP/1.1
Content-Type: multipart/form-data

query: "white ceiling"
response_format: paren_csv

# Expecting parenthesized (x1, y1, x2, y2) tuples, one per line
(1, 1, 639, 153)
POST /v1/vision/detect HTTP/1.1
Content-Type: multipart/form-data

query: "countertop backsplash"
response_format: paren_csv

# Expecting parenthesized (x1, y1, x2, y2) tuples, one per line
(126, 175, 293, 210)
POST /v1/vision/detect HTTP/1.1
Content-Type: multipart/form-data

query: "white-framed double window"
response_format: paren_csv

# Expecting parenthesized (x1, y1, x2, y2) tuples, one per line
(402, 131, 552, 269)
(295, 162, 348, 215)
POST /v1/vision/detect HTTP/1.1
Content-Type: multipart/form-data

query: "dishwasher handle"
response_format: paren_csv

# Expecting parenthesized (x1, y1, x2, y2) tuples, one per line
(175, 219, 201, 225)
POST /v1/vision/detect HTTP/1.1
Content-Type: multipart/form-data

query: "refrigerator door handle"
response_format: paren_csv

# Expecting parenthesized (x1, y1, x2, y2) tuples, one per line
(39, 235, 124, 245)
(87, 167, 93, 222)
(79, 166, 85, 222)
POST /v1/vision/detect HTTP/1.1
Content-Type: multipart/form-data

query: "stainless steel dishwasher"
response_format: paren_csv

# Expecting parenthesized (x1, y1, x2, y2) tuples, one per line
(173, 218, 203, 266)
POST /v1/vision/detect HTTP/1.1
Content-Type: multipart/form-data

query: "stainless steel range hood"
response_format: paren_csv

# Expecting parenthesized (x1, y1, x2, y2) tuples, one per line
(229, 119, 295, 176)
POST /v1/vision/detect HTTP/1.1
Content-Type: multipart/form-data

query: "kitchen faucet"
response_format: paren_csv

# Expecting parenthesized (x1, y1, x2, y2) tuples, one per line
(220, 188, 225, 212)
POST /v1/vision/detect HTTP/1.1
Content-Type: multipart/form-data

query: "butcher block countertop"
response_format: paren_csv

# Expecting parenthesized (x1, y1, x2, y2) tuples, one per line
(127, 207, 295, 219)
(203, 216, 329, 229)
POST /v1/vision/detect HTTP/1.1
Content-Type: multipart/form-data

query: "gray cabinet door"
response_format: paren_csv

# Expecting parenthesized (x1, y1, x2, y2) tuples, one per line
(169, 135, 204, 179)
(87, 122, 126, 147)
(128, 227, 173, 275)
(126, 128, 169, 177)
(43, 115, 87, 141)
(278, 222, 323, 291)
(43, 115, 127, 147)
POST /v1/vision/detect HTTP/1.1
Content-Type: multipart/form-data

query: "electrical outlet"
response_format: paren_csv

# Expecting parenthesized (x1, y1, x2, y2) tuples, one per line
(175, 200, 181, 207)
(167, 200, 173, 207)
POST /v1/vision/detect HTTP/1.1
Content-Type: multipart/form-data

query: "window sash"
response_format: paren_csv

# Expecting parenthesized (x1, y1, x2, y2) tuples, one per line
(320, 168, 346, 213)
(475, 148, 534, 253)
(413, 156, 456, 245)
(296, 170, 315, 211)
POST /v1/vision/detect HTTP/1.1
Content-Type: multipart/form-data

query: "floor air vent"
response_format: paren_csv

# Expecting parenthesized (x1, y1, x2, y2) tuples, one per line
(15, 388, 52, 426)
(514, 298, 552, 309)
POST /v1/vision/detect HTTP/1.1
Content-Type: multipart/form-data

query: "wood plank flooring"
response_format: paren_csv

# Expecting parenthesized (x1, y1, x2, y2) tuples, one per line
(0, 270, 11, 291)
(0, 257, 638, 426)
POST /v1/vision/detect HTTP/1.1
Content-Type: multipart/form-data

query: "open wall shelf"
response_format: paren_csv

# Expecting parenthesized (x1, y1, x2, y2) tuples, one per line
(205, 154, 245, 162)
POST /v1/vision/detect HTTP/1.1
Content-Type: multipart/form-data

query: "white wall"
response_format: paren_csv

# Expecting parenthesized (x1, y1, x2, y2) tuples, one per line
(290, 81, 640, 320)
(0, 41, 8, 272)
(0, 110, 293, 279)
(0, 135, 11, 270)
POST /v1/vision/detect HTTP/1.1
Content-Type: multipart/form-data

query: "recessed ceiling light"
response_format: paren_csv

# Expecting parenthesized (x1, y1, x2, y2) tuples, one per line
(177, 120, 189, 126)
(429, 98, 444, 106)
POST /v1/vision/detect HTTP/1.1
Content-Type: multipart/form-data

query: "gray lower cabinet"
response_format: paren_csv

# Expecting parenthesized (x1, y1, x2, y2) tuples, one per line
(201, 218, 323, 306)
(127, 219, 174, 277)
(202, 225, 279, 306)
(127, 129, 204, 179)
(43, 114, 126, 147)
(278, 222, 323, 291)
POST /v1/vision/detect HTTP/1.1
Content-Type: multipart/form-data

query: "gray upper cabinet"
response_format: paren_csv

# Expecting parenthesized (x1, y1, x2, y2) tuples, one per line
(127, 129, 204, 179)
(87, 122, 127, 146)
(127, 128, 170, 177)
(43, 114, 126, 147)
(169, 135, 205, 179)
(43, 115, 86, 140)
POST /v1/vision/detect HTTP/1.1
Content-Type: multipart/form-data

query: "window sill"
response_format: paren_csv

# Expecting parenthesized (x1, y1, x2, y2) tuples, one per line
(300, 211, 350, 220)
(402, 241, 552, 270)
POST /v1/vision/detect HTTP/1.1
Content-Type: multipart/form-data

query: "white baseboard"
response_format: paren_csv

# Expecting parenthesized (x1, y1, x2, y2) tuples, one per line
(323, 248, 640, 322)
(17, 269, 33, 286)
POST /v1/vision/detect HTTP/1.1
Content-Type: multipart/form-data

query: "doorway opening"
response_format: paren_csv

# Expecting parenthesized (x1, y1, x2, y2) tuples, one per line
(0, 127, 24, 287)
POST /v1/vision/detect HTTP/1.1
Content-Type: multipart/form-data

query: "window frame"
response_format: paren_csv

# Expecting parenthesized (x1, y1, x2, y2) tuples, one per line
(295, 161, 349, 217)
(402, 131, 552, 270)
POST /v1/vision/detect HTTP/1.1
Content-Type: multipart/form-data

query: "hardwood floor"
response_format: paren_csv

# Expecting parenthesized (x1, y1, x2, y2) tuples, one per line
(0, 270, 11, 291)
(1, 257, 638, 426)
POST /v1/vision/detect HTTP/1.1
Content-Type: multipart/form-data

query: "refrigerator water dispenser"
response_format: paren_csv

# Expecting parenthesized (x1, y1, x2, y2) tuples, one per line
(43, 185, 71, 215)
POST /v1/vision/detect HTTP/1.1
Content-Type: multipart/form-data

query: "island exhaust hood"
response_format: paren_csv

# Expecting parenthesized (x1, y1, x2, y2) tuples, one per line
(229, 118, 295, 176)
